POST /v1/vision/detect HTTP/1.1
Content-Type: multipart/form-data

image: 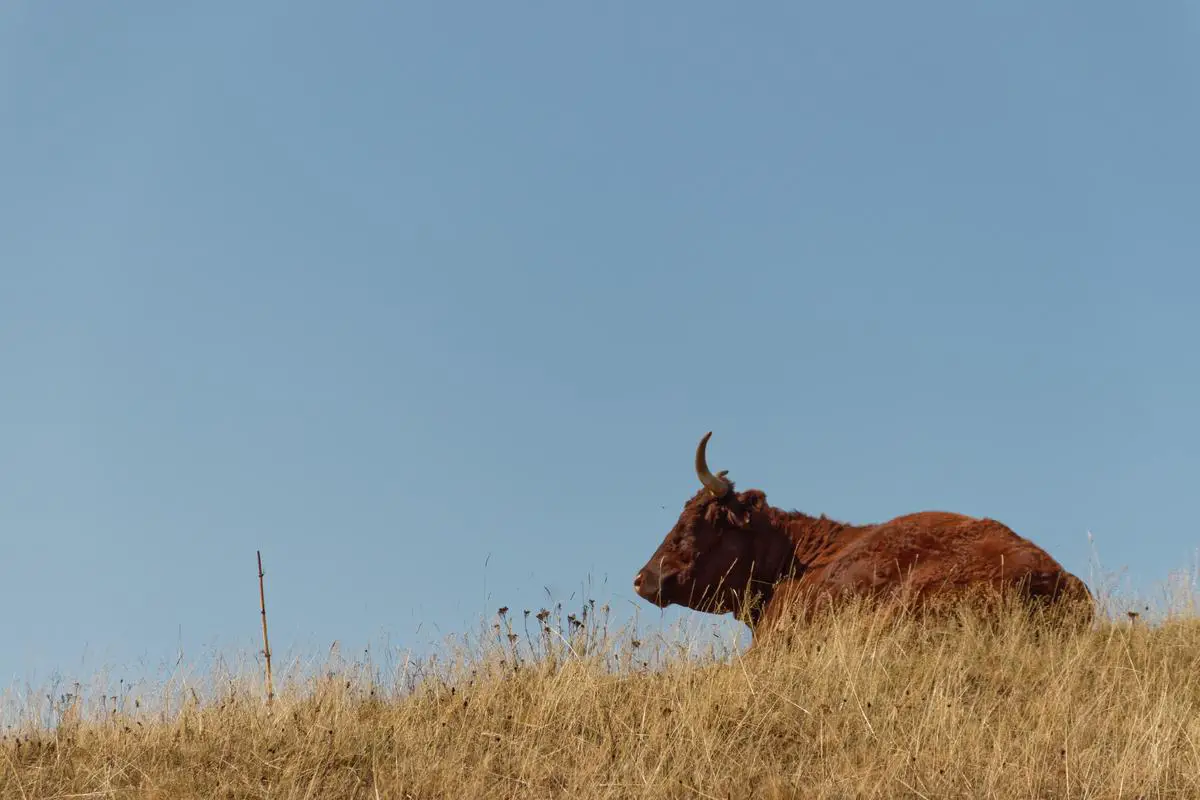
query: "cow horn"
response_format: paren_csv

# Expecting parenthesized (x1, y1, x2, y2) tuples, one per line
(695, 431, 730, 497)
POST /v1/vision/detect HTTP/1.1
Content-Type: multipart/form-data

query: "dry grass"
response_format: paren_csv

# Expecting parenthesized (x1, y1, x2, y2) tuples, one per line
(3, 590, 1200, 799)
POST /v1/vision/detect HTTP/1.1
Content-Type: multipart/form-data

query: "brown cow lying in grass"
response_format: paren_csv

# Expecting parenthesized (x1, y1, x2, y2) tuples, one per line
(634, 432, 1094, 642)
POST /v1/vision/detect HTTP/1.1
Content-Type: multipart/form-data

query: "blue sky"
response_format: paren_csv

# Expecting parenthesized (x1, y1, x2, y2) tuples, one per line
(2, 2, 1198, 686)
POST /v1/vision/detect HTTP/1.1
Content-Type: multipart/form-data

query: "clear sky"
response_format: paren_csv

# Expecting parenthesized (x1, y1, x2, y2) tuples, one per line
(3, 2, 1198, 687)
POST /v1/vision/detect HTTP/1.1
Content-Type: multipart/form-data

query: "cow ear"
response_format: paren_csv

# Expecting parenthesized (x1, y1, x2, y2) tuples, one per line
(741, 489, 767, 510)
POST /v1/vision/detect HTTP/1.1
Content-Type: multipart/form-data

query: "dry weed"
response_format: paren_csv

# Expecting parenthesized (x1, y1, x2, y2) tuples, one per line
(3, 594, 1199, 799)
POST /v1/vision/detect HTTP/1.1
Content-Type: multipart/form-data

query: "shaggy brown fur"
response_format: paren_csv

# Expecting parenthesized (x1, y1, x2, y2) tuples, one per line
(634, 481, 1094, 642)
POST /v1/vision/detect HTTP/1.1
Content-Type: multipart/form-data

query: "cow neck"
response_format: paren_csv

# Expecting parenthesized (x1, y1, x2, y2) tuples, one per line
(767, 507, 854, 572)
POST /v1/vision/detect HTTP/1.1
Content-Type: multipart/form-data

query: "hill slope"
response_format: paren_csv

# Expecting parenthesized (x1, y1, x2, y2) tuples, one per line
(3, 600, 1199, 799)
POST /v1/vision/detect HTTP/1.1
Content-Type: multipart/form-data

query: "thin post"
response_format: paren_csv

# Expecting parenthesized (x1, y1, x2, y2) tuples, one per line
(257, 550, 274, 703)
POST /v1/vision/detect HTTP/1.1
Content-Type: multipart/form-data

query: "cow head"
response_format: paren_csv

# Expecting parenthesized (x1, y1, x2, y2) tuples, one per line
(634, 432, 774, 621)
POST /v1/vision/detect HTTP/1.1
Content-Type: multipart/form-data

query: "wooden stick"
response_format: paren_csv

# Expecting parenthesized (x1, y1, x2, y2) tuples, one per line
(257, 550, 275, 703)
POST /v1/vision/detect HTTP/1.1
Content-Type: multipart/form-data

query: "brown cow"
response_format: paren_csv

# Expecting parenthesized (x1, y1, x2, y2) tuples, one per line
(634, 432, 1094, 641)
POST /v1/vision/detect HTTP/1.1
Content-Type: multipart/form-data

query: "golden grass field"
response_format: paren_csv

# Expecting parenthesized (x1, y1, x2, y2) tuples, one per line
(3, 575, 1199, 799)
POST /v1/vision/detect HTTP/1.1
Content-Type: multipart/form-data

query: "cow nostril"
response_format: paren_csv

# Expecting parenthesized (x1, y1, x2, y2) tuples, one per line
(633, 572, 643, 591)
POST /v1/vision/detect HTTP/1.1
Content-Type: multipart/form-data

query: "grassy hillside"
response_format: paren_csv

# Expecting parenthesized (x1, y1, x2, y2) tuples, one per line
(3, 592, 1199, 799)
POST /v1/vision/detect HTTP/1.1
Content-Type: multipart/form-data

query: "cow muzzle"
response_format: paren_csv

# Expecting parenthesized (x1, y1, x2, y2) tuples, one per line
(634, 567, 672, 607)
